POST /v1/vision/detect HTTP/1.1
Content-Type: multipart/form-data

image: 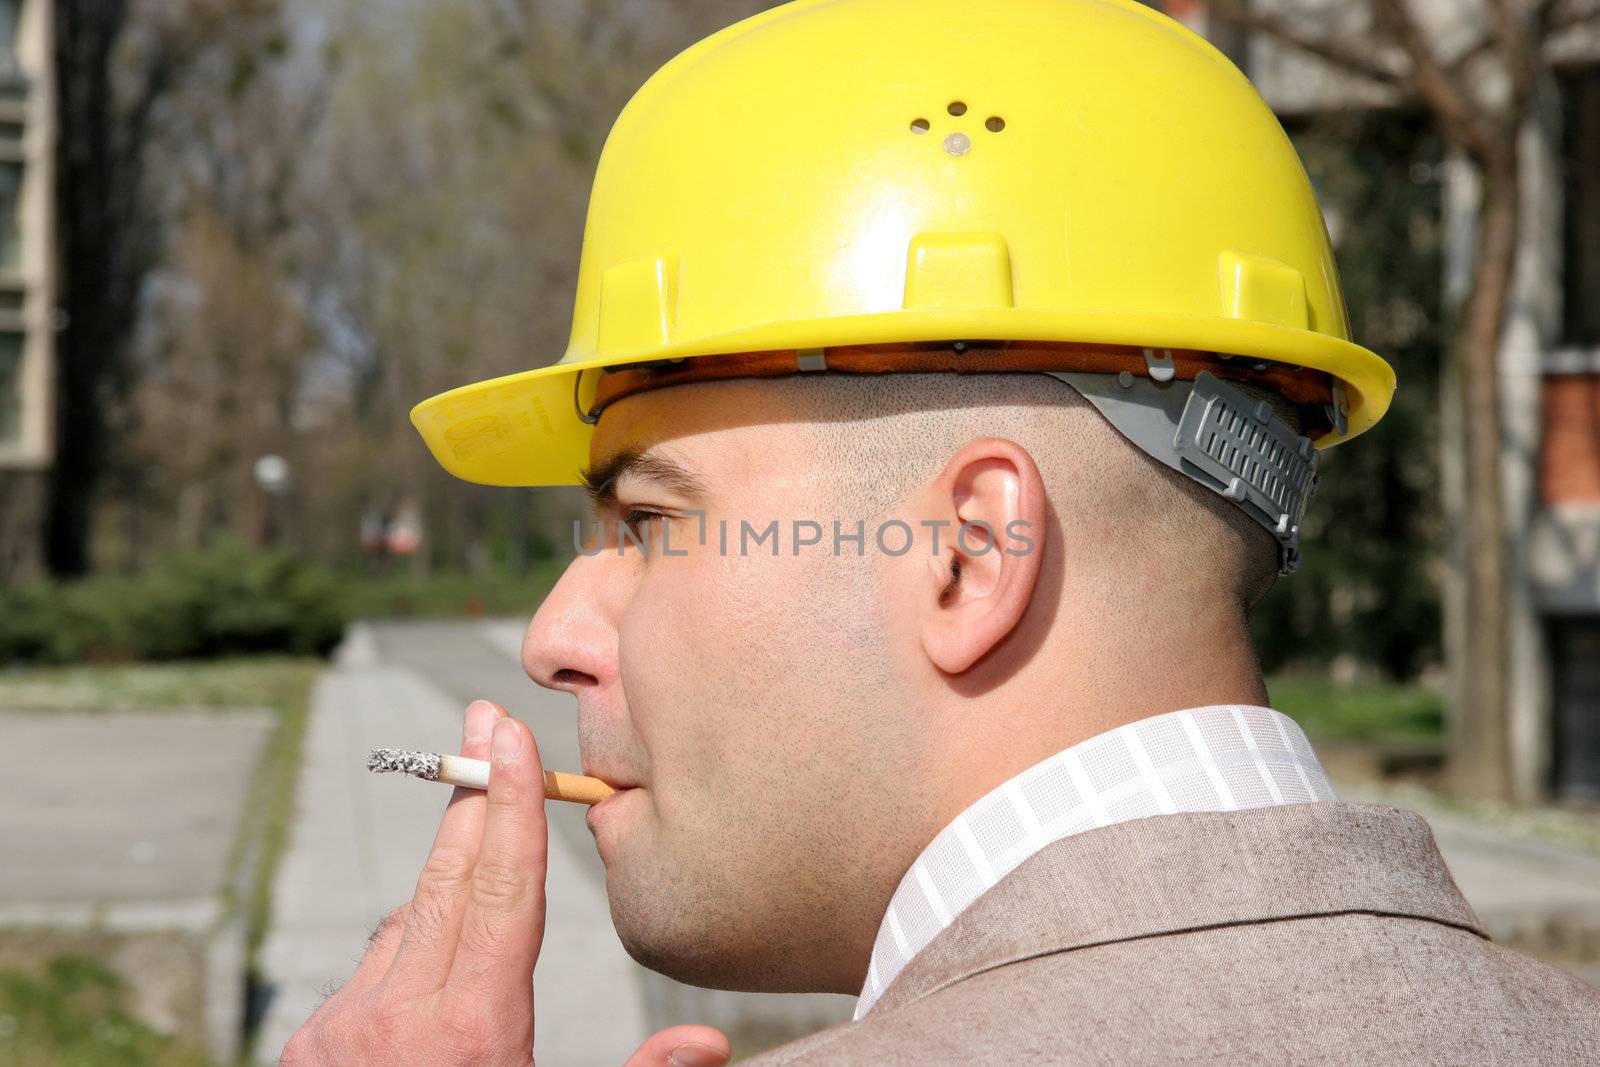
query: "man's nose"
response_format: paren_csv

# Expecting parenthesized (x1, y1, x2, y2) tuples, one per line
(522, 555, 617, 695)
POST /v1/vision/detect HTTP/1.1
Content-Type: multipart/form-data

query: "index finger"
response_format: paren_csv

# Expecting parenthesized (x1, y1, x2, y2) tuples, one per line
(380, 699, 506, 994)
(446, 715, 549, 1005)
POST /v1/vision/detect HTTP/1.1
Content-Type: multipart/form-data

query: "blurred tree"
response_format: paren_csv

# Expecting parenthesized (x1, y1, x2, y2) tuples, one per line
(278, 0, 775, 575)
(51, 0, 789, 580)
(1209, 0, 1600, 801)
(49, 0, 295, 575)
(48, 0, 165, 576)
(1252, 110, 1445, 681)
(121, 0, 321, 564)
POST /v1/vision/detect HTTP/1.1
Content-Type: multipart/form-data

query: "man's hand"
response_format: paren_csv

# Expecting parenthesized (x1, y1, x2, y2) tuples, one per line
(281, 700, 732, 1067)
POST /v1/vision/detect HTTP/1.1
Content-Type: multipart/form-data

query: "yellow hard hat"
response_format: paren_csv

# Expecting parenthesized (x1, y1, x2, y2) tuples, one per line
(412, 0, 1395, 488)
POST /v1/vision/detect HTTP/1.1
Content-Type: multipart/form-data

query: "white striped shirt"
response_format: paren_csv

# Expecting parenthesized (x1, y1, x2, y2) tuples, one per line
(854, 704, 1335, 1019)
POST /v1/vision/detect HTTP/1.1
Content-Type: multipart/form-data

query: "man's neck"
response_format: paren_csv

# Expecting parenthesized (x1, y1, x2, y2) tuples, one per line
(826, 605, 1267, 996)
(935, 604, 1268, 819)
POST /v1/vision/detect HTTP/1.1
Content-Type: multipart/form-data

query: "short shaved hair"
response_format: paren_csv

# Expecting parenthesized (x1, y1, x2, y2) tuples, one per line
(764, 371, 1282, 612)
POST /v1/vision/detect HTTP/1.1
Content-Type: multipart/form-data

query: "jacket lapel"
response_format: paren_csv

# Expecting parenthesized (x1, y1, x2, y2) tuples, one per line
(870, 802, 1485, 1016)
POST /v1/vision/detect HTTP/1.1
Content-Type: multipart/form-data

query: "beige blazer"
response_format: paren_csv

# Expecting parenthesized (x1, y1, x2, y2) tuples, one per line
(745, 803, 1600, 1065)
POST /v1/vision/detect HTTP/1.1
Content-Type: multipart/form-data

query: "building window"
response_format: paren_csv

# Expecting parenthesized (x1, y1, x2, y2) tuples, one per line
(1561, 66, 1600, 347)
(0, 0, 21, 101)
(0, 160, 18, 272)
(1549, 617, 1600, 801)
(0, 329, 20, 445)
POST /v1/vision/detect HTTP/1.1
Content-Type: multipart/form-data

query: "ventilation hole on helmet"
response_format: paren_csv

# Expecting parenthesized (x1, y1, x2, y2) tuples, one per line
(910, 118, 930, 134)
(986, 116, 1006, 132)
(947, 101, 967, 116)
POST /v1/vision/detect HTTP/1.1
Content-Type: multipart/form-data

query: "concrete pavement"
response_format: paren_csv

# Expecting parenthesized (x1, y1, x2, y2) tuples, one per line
(0, 710, 272, 907)
(0, 708, 274, 1062)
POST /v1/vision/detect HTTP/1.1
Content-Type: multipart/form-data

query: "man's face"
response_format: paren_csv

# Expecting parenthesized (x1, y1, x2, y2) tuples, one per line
(522, 380, 922, 994)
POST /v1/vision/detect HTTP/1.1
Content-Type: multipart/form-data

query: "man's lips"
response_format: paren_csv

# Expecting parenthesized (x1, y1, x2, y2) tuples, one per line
(584, 768, 642, 829)
(583, 766, 642, 791)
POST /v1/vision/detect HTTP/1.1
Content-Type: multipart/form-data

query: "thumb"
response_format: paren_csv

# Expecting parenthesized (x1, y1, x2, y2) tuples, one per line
(622, 1025, 731, 1067)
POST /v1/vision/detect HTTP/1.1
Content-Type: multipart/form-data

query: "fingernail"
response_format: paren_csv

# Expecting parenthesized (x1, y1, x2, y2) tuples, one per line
(668, 1043, 728, 1067)
(492, 717, 522, 763)
(464, 701, 497, 744)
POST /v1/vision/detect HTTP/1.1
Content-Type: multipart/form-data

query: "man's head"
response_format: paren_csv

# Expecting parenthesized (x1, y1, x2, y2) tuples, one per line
(522, 370, 1279, 995)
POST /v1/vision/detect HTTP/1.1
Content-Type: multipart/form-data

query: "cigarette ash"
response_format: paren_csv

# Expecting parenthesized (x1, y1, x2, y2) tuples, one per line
(367, 748, 442, 781)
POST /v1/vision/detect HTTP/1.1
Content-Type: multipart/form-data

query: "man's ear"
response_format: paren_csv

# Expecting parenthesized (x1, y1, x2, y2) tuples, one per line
(916, 437, 1046, 675)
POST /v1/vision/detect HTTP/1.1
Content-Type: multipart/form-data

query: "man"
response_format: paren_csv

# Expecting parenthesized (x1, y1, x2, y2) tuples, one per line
(284, 0, 1600, 1063)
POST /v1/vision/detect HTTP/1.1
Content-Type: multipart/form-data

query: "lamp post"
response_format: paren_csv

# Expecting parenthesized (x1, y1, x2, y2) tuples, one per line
(252, 454, 290, 548)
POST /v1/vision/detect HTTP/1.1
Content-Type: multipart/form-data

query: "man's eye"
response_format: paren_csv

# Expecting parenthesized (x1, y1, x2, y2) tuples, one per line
(619, 508, 665, 541)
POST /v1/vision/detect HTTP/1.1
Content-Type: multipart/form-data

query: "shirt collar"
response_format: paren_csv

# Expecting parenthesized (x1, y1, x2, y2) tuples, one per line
(853, 704, 1335, 1019)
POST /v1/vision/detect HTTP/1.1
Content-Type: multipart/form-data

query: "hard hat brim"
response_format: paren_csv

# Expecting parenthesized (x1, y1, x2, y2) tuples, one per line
(410, 309, 1393, 487)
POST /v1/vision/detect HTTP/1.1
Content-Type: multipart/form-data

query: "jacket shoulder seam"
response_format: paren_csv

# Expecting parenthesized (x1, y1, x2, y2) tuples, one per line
(885, 907, 1489, 1013)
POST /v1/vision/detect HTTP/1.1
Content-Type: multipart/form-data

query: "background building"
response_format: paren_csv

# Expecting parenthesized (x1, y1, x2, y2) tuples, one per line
(0, 0, 54, 581)
(1532, 58, 1600, 801)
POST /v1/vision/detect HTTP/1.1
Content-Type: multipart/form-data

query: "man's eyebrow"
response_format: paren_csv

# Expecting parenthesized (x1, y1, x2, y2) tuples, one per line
(579, 448, 709, 510)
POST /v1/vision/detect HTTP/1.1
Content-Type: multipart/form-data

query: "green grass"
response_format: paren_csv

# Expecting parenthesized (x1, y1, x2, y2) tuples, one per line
(0, 956, 218, 1067)
(1265, 673, 1445, 745)
(0, 656, 320, 717)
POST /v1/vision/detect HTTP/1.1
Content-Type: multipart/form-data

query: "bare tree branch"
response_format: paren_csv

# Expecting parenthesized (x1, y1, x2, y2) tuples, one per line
(1205, 0, 1404, 87)
(1405, 0, 1595, 87)
(1371, 0, 1500, 162)
(1208, 1, 1500, 160)
(1488, 0, 1529, 123)
(1489, 0, 1553, 128)
(1200, 0, 1484, 137)
(1556, 0, 1600, 27)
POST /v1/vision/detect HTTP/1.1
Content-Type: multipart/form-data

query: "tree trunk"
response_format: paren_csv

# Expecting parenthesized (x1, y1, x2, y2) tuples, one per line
(1448, 152, 1519, 800)
(45, 2, 121, 575)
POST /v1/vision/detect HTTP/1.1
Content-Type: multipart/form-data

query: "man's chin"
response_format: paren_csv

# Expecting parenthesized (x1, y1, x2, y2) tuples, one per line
(609, 901, 850, 994)
(595, 825, 856, 993)
(616, 931, 823, 994)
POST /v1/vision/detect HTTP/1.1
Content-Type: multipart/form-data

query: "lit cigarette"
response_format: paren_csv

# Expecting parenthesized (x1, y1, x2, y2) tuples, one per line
(367, 748, 617, 805)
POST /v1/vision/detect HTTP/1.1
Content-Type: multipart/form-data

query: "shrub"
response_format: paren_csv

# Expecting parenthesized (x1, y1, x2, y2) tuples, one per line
(0, 540, 348, 665)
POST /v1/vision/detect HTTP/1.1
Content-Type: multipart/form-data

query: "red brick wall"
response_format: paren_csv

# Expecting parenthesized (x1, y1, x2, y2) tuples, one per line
(1541, 375, 1600, 504)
